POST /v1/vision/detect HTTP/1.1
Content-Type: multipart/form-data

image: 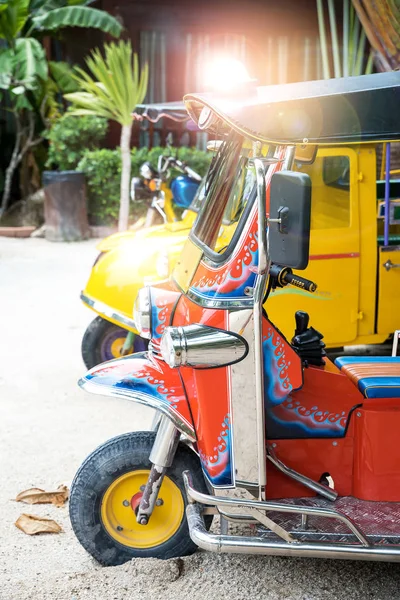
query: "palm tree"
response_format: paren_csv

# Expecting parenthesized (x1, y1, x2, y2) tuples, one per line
(316, 0, 374, 79)
(65, 41, 148, 231)
(0, 0, 123, 217)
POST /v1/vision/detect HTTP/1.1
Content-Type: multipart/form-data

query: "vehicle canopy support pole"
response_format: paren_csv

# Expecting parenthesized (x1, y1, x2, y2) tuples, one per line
(384, 142, 391, 246)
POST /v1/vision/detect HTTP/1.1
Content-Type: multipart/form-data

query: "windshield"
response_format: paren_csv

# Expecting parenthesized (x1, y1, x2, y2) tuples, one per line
(192, 136, 256, 252)
(189, 158, 254, 226)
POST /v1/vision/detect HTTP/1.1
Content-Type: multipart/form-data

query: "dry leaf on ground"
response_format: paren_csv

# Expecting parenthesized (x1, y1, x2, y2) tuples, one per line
(15, 514, 63, 535)
(15, 484, 69, 507)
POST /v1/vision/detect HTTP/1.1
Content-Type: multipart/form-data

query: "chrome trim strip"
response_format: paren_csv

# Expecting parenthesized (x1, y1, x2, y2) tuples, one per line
(185, 288, 254, 309)
(80, 292, 138, 332)
(253, 157, 269, 499)
(228, 309, 259, 486)
(282, 145, 296, 171)
(187, 503, 400, 561)
(79, 378, 196, 441)
(183, 471, 369, 546)
(267, 447, 338, 502)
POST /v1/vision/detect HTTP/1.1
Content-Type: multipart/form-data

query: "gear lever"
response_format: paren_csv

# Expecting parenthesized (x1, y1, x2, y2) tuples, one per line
(295, 311, 309, 336)
(292, 310, 326, 367)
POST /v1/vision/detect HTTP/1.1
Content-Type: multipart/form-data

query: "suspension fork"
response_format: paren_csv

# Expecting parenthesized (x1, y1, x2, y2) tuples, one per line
(136, 415, 180, 525)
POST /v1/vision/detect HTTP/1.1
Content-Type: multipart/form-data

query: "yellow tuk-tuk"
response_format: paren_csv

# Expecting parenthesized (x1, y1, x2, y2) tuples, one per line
(269, 140, 400, 348)
(82, 80, 400, 364)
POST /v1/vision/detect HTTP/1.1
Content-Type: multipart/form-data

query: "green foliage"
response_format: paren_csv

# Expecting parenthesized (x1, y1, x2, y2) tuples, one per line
(0, 0, 123, 214)
(316, 0, 373, 78)
(49, 61, 79, 94)
(78, 148, 123, 224)
(65, 41, 149, 127)
(78, 147, 211, 225)
(46, 113, 108, 171)
(32, 6, 122, 37)
(0, 0, 122, 107)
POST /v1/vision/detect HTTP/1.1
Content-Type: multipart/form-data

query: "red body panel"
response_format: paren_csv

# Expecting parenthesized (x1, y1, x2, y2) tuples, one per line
(82, 352, 195, 436)
(266, 432, 355, 499)
(174, 296, 232, 486)
(353, 402, 400, 501)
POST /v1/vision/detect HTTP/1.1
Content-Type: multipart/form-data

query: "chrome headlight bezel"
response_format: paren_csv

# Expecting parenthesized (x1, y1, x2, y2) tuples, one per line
(160, 327, 185, 368)
(134, 286, 152, 339)
(160, 324, 248, 369)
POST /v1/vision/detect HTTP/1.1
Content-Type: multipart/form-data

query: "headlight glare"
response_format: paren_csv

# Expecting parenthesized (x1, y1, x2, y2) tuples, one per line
(155, 251, 170, 279)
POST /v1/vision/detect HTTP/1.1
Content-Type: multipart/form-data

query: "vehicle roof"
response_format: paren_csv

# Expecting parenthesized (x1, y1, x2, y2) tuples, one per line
(184, 71, 400, 145)
(132, 102, 190, 123)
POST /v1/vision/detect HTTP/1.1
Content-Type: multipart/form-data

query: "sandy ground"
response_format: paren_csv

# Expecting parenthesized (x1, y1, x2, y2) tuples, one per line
(2, 237, 400, 600)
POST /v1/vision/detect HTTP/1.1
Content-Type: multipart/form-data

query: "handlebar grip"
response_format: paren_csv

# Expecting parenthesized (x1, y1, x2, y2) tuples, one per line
(283, 272, 317, 292)
(184, 166, 202, 181)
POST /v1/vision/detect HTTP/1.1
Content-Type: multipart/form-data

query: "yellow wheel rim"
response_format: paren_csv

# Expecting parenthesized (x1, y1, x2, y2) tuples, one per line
(109, 337, 127, 358)
(101, 470, 184, 549)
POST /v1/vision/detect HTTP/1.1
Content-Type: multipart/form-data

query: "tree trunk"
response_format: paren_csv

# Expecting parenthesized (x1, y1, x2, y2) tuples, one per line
(118, 123, 132, 232)
(0, 114, 22, 219)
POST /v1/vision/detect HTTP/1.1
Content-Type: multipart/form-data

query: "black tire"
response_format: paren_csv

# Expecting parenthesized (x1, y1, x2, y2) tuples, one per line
(69, 431, 212, 566)
(81, 316, 148, 369)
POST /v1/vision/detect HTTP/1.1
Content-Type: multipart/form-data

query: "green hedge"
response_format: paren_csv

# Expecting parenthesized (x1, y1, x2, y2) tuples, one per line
(78, 147, 211, 225)
(46, 114, 108, 171)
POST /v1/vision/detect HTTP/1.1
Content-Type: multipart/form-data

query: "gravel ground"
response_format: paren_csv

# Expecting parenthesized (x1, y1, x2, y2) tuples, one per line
(2, 237, 400, 600)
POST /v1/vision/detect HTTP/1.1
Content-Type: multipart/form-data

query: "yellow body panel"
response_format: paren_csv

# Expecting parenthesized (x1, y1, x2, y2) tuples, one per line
(82, 145, 400, 348)
(377, 246, 400, 335)
(268, 147, 361, 346)
(162, 184, 176, 223)
(84, 211, 197, 332)
(173, 238, 203, 293)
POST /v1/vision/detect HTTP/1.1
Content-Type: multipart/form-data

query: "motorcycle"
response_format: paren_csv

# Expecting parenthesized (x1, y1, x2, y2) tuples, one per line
(71, 71, 400, 566)
(132, 143, 203, 227)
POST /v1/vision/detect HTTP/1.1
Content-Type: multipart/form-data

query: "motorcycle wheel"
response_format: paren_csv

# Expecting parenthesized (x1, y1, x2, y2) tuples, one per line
(81, 316, 148, 369)
(69, 431, 212, 566)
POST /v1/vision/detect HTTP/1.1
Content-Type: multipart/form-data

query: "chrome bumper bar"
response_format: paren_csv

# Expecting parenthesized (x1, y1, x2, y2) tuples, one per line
(186, 502, 400, 561)
(80, 292, 138, 332)
(184, 471, 400, 562)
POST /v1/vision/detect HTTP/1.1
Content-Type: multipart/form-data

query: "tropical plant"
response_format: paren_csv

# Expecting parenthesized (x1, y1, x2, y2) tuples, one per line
(46, 114, 108, 171)
(351, 0, 400, 71)
(65, 40, 148, 231)
(316, 0, 374, 79)
(0, 0, 122, 218)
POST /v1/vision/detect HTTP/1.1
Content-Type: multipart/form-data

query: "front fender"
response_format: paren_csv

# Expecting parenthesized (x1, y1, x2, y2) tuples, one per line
(79, 352, 195, 440)
(82, 224, 191, 331)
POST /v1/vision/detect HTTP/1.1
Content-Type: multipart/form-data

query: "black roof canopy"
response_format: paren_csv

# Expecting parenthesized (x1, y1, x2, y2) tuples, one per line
(184, 71, 400, 145)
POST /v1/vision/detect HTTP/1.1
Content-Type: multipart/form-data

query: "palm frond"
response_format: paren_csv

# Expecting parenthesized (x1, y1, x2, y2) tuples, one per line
(32, 6, 122, 38)
(351, 0, 393, 70)
(66, 41, 148, 127)
(317, 0, 377, 79)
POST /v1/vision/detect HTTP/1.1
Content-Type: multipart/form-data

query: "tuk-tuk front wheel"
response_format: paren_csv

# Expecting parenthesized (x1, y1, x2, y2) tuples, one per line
(69, 431, 212, 566)
(81, 316, 148, 369)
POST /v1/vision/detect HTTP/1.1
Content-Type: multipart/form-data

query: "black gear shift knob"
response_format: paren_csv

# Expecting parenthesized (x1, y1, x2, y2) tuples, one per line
(295, 311, 310, 336)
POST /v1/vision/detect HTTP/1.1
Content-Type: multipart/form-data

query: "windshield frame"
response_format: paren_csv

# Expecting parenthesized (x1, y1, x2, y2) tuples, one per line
(190, 183, 257, 265)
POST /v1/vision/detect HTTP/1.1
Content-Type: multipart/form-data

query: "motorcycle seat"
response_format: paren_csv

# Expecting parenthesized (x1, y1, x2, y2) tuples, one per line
(334, 356, 400, 399)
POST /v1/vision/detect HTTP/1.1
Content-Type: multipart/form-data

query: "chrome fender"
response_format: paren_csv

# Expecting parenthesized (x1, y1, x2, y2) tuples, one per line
(79, 352, 195, 440)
